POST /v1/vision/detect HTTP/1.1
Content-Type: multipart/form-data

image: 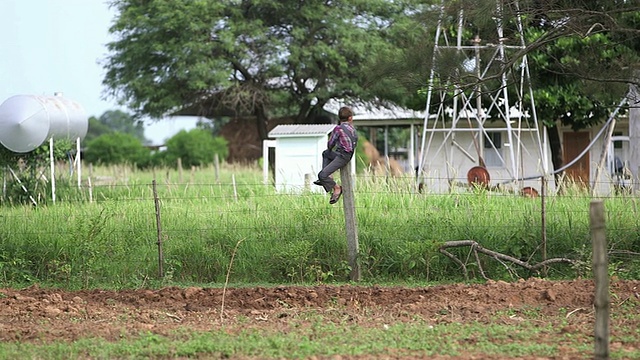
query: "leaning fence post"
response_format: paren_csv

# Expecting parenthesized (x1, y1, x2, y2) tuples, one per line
(153, 179, 164, 278)
(590, 200, 609, 360)
(340, 165, 360, 281)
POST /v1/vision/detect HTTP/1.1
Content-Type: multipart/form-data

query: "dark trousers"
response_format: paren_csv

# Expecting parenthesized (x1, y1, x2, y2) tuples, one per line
(317, 149, 351, 193)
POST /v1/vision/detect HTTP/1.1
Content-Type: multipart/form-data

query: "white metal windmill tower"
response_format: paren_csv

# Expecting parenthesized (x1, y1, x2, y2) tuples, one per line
(417, 1, 551, 194)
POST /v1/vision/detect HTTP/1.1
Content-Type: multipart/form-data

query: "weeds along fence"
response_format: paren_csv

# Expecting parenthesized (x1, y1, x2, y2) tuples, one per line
(1, 164, 639, 289)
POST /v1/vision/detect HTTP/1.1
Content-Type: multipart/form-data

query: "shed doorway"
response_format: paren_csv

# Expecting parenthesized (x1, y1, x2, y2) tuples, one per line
(563, 132, 590, 186)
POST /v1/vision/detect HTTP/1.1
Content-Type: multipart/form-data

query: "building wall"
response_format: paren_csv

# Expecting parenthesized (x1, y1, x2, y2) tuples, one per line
(419, 127, 552, 194)
(416, 116, 631, 195)
(274, 137, 326, 193)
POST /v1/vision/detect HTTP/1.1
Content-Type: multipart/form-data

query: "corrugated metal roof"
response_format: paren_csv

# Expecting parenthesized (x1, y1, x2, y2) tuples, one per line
(268, 124, 335, 138)
(324, 98, 425, 120)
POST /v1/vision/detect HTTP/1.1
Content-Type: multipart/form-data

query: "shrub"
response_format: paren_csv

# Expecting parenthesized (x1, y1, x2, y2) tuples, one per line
(163, 129, 228, 168)
(0, 139, 74, 206)
(83, 132, 151, 166)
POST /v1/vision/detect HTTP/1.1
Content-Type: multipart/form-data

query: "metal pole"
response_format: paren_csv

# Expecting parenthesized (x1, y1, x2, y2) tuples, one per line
(417, 2, 445, 181)
(628, 80, 640, 193)
(50, 137, 56, 204)
(409, 124, 415, 172)
(77, 137, 82, 188)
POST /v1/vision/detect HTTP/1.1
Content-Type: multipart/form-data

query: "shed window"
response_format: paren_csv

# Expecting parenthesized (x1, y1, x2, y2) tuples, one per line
(483, 132, 504, 167)
(613, 132, 623, 149)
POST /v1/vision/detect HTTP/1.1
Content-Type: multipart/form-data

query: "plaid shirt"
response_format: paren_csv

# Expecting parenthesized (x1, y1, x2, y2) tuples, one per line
(328, 122, 357, 154)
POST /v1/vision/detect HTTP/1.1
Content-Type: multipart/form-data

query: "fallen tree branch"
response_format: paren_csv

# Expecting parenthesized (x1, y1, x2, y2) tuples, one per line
(439, 240, 575, 280)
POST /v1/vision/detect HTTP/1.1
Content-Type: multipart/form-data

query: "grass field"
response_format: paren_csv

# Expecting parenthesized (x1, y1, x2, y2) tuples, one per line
(1, 164, 639, 358)
(1, 163, 639, 288)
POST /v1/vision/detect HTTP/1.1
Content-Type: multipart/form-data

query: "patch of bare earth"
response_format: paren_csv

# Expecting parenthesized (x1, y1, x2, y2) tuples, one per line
(1, 279, 639, 359)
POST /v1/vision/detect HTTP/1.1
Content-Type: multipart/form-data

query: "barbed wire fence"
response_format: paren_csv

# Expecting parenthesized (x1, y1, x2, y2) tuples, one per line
(2, 165, 640, 285)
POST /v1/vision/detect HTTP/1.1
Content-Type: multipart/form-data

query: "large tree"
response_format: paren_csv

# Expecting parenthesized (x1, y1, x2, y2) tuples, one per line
(401, 0, 640, 177)
(103, 0, 429, 140)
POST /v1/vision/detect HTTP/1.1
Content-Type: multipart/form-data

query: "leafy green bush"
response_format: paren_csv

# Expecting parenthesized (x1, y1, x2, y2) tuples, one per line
(0, 139, 75, 206)
(163, 129, 228, 168)
(83, 132, 151, 167)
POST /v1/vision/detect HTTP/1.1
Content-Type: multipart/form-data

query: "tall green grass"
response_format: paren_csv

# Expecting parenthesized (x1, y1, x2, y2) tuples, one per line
(0, 164, 639, 289)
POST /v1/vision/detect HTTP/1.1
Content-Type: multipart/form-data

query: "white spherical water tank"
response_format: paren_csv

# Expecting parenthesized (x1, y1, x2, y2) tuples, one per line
(0, 94, 88, 153)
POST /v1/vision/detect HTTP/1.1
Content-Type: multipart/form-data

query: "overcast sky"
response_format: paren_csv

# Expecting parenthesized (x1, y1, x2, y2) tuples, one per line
(0, 0, 196, 145)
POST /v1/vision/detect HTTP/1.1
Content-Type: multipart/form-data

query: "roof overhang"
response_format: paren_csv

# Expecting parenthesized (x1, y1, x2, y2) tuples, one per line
(323, 98, 429, 126)
(268, 124, 336, 139)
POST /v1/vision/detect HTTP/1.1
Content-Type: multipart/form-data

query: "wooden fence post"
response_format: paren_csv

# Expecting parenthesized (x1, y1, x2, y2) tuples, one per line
(153, 179, 164, 279)
(590, 200, 609, 360)
(305, 173, 312, 191)
(214, 154, 220, 183)
(541, 176, 547, 276)
(177, 158, 183, 183)
(340, 166, 360, 281)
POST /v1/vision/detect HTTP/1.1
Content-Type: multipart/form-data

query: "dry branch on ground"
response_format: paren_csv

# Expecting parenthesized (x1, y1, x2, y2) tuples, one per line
(439, 240, 574, 280)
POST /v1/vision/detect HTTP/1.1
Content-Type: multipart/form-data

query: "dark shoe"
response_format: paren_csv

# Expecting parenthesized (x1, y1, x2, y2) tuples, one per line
(329, 186, 342, 204)
(313, 179, 322, 186)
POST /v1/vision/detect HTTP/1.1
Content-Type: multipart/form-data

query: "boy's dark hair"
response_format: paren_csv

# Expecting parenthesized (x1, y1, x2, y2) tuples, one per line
(338, 106, 353, 121)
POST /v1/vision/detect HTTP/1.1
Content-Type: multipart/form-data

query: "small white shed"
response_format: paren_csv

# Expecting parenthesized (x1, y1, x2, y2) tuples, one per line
(263, 124, 337, 193)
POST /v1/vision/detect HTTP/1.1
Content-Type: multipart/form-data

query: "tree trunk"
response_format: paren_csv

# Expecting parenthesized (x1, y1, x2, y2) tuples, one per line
(255, 105, 269, 141)
(296, 99, 312, 124)
(546, 123, 563, 185)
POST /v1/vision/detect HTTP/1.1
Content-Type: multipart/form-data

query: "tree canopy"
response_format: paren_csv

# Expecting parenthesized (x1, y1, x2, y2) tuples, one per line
(407, 2, 639, 140)
(103, 0, 640, 151)
(85, 110, 147, 144)
(404, 0, 640, 108)
(371, 0, 639, 178)
(103, 0, 429, 139)
(521, 0, 640, 123)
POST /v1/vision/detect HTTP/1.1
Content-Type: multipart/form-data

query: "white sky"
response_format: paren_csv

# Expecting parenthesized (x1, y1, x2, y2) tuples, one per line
(0, 0, 196, 145)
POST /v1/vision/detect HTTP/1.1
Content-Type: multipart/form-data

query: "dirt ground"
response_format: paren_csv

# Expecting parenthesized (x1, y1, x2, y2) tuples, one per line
(1, 279, 639, 359)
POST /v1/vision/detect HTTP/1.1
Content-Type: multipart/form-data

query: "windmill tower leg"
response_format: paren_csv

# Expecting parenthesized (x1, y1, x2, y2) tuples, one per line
(418, 1, 547, 195)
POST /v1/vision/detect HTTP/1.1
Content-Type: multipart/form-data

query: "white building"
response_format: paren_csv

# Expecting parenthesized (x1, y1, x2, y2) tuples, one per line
(263, 124, 337, 193)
